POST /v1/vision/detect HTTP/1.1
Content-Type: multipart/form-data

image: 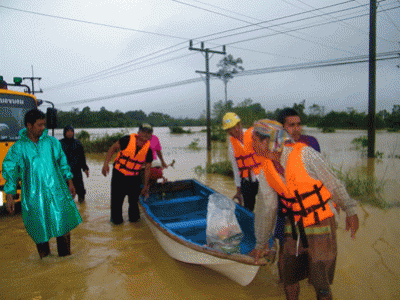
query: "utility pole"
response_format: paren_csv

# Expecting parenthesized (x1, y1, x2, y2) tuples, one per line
(189, 41, 225, 151)
(23, 65, 43, 95)
(367, 0, 377, 158)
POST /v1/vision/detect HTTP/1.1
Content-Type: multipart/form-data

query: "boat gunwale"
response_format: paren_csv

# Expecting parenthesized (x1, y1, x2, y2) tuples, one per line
(139, 180, 268, 266)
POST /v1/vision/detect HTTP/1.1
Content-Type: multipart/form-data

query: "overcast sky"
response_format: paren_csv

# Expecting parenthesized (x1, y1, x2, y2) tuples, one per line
(1, 0, 399, 118)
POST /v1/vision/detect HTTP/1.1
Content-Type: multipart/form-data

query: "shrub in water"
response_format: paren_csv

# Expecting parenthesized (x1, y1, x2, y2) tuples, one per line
(76, 130, 90, 141)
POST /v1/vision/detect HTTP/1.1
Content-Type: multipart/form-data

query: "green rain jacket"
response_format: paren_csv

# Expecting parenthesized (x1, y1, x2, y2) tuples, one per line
(2, 128, 82, 244)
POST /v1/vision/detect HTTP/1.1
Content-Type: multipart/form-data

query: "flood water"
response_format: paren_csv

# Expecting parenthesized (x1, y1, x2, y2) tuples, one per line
(1, 127, 400, 299)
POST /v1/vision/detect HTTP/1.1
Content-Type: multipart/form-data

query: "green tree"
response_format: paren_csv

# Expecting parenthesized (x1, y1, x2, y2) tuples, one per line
(212, 100, 234, 124)
(234, 98, 266, 127)
(309, 103, 323, 116)
(216, 55, 244, 103)
(292, 100, 306, 123)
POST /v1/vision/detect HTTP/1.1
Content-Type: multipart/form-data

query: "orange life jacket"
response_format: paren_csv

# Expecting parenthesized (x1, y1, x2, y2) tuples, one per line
(262, 143, 334, 228)
(230, 127, 262, 178)
(114, 134, 150, 176)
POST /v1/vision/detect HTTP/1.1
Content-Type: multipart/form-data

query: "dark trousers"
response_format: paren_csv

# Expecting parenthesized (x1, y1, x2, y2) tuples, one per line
(241, 178, 259, 212)
(36, 232, 71, 258)
(274, 202, 286, 245)
(110, 168, 142, 224)
(71, 169, 86, 199)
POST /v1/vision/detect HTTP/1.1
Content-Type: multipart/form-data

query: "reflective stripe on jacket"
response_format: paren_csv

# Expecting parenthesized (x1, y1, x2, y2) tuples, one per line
(114, 134, 150, 176)
(262, 143, 334, 228)
(230, 127, 262, 178)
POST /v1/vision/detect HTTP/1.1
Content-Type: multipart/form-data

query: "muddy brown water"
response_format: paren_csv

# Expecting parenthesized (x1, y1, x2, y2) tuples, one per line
(1, 127, 399, 299)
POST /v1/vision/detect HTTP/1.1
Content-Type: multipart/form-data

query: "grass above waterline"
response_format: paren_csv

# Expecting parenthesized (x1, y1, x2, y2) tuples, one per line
(199, 159, 395, 209)
(80, 131, 127, 153)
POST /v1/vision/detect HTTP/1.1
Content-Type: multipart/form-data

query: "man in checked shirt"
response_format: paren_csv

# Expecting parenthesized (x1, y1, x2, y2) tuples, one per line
(249, 119, 359, 300)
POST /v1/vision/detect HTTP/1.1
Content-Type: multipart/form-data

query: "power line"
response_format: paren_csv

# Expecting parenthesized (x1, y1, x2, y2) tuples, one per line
(42, 0, 365, 91)
(193, 1, 366, 41)
(370, 0, 400, 34)
(57, 77, 204, 107)
(292, 0, 400, 42)
(180, 0, 362, 55)
(49, 3, 378, 90)
(49, 3, 399, 92)
(56, 51, 399, 108)
(222, 4, 400, 47)
(38, 1, 399, 91)
(203, 1, 399, 46)
(236, 51, 399, 76)
(0, 5, 188, 40)
(46, 44, 192, 90)
(287, 0, 376, 38)
(204, 1, 386, 43)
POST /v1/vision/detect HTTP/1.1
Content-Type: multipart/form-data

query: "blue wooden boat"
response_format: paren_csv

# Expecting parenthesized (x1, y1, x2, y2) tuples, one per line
(139, 179, 268, 286)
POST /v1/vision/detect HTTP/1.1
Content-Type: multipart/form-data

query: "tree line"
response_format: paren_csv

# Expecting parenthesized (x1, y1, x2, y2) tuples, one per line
(56, 100, 400, 131)
(57, 106, 204, 128)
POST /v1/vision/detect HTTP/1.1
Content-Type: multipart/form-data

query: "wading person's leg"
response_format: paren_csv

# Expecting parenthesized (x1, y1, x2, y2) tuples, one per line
(36, 241, 50, 259)
(127, 175, 143, 222)
(57, 232, 71, 257)
(110, 169, 127, 224)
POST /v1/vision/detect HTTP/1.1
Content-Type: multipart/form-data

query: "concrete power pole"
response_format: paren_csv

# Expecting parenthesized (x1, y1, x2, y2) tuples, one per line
(367, 0, 377, 158)
(189, 41, 226, 151)
(23, 65, 43, 95)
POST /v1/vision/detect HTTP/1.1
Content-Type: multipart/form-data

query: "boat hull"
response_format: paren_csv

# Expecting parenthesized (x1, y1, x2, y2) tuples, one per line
(139, 179, 268, 286)
(143, 214, 261, 286)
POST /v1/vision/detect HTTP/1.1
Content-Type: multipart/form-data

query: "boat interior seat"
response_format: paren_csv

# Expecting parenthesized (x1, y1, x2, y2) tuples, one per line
(164, 218, 207, 230)
(148, 195, 203, 207)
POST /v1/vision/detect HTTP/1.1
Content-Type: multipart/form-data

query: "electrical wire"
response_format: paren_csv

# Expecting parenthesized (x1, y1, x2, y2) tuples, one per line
(22, 0, 398, 92)
(236, 50, 399, 76)
(181, 0, 362, 55)
(0, 5, 188, 40)
(52, 3, 381, 90)
(49, 2, 400, 92)
(366, 0, 400, 34)
(56, 51, 399, 107)
(57, 77, 204, 106)
(45, 44, 191, 90)
(222, 4, 400, 47)
(204, 1, 387, 43)
(47, 0, 361, 91)
(44, 0, 363, 90)
(291, 0, 400, 43)
(187, 0, 358, 41)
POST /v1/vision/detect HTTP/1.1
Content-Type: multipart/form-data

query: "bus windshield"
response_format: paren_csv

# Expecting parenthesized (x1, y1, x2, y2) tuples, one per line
(0, 93, 37, 141)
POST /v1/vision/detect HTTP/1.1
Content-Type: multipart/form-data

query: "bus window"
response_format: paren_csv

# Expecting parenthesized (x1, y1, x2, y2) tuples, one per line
(0, 93, 37, 141)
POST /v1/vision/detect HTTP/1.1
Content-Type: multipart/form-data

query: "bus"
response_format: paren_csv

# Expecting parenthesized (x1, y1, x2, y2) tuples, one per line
(0, 76, 56, 210)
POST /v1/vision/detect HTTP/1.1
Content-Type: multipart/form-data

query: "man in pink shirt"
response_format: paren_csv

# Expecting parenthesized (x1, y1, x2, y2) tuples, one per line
(150, 135, 167, 168)
(148, 134, 169, 186)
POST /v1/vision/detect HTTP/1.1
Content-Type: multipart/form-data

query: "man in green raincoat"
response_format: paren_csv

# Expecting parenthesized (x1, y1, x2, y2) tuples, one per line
(3, 109, 82, 258)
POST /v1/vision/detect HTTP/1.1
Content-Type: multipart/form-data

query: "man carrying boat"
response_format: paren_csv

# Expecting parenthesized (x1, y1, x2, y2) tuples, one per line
(275, 108, 321, 281)
(222, 112, 262, 211)
(102, 124, 153, 224)
(249, 119, 359, 300)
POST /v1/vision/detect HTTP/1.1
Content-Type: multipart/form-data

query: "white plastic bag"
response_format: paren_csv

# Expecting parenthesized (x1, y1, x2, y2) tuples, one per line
(206, 193, 243, 254)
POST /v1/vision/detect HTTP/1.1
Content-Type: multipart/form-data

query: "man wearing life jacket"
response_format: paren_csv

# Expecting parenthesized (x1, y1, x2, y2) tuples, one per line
(275, 108, 321, 281)
(102, 124, 153, 224)
(222, 112, 262, 211)
(249, 119, 359, 300)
